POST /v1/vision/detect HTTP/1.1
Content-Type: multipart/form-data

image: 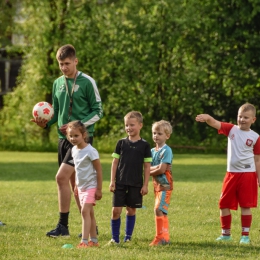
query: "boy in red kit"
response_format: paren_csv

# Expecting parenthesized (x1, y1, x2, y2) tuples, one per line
(196, 103, 260, 244)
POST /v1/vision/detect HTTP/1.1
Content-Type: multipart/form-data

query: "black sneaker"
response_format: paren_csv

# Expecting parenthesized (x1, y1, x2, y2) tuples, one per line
(46, 224, 70, 237)
(78, 226, 98, 237)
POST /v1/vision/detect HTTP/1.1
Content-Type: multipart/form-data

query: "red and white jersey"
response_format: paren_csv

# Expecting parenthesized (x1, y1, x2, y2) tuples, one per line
(218, 122, 260, 172)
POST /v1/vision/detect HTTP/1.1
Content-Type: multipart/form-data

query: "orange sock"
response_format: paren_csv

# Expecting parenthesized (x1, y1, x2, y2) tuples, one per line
(155, 216, 164, 239)
(163, 215, 170, 241)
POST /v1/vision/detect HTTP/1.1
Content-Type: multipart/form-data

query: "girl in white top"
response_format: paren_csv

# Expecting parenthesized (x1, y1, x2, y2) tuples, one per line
(66, 120, 102, 248)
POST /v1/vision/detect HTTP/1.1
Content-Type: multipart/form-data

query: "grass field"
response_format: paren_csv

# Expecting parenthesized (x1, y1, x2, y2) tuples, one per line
(1, 152, 260, 259)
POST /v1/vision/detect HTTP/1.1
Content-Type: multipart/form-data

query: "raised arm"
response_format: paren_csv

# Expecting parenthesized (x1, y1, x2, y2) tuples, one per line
(195, 114, 221, 130)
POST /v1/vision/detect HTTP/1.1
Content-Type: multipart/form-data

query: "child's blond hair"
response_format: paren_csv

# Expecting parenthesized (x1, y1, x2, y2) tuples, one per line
(124, 111, 143, 123)
(152, 120, 172, 136)
(239, 103, 256, 116)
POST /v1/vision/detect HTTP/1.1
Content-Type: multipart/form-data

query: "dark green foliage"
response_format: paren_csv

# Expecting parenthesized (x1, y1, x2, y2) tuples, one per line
(0, 0, 260, 152)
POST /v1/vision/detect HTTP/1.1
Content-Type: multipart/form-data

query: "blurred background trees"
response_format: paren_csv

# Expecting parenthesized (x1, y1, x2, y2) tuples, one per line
(1, 0, 260, 153)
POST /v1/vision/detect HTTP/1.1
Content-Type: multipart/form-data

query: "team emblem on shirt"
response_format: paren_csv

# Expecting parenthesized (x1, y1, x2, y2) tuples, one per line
(246, 139, 253, 147)
(59, 84, 65, 92)
(74, 85, 80, 92)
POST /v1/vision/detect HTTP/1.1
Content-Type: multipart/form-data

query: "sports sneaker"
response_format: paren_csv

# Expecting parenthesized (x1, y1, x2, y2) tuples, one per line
(46, 224, 70, 237)
(149, 237, 166, 246)
(216, 235, 232, 242)
(105, 239, 120, 246)
(123, 236, 131, 242)
(240, 235, 250, 244)
(77, 242, 89, 248)
(88, 241, 99, 247)
(0, 221, 6, 226)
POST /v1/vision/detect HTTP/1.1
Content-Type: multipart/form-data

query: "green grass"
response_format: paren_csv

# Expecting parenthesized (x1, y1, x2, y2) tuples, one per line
(1, 152, 260, 259)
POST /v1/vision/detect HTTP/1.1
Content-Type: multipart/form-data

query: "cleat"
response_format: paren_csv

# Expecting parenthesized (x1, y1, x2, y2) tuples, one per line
(46, 224, 70, 237)
(77, 242, 89, 248)
(88, 241, 99, 247)
(105, 239, 120, 246)
(123, 236, 131, 242)
(216, 235, 232, 242)
(149, 237, 166, 246)
(240, 235, 250, 244)
(0, 221, 6, 226)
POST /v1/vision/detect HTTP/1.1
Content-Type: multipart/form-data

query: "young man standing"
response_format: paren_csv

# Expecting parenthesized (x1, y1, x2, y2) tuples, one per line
(32, 44, 103, 237)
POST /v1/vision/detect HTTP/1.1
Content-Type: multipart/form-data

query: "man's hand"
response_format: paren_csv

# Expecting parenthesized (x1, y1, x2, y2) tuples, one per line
(59, 124, 68, 135)
(30, 117, 48, 128)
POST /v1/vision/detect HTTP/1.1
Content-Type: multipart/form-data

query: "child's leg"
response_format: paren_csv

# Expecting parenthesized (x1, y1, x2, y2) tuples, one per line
(219, 208, 231, 236)
(241, 207, 252, 236)
(89, 209, 98, 244)
(111, 207, 123, 243)
(124, 207, 136, 242)
(81, 203, 93, 245)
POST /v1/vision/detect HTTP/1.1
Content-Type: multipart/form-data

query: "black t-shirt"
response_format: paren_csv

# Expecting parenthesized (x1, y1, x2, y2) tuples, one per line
(112, 137, 152, 187)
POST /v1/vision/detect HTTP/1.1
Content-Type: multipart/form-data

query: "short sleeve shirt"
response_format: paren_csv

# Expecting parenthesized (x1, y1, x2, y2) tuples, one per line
(218, 122, 260, 172)
(112, 137, 152, 187)
(72, 144, 99, 190)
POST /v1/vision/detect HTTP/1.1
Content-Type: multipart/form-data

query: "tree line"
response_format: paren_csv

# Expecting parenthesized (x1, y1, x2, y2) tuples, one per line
(0, 0, 260, 152)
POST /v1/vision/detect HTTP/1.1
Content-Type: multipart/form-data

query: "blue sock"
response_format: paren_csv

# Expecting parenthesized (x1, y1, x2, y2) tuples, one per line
(111, 218, 121, 243)
(124, 215, 136, 242)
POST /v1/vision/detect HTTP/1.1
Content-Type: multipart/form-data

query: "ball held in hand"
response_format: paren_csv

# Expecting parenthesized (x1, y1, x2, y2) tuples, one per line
(32, 101, 54, 121)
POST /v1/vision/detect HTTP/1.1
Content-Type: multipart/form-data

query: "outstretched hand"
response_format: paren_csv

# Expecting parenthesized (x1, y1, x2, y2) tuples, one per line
(195, 114, 210, 123)
(30, 117, 48, 128)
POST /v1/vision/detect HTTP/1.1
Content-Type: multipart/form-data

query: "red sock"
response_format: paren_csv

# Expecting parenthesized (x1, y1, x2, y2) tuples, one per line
(220, 215, 231, 236)
(241, 215, 252, 236)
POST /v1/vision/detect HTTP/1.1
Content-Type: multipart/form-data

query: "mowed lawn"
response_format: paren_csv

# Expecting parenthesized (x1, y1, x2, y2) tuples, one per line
(0, 151, 260, 260)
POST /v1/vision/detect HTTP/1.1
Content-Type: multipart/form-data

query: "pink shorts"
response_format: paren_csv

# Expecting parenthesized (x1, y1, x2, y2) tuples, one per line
(78, 188, 97, 206)
(219, 172, 258, 210)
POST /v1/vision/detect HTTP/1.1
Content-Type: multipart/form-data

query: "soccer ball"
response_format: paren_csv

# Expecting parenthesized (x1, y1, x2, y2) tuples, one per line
(32, 101, 54, 121)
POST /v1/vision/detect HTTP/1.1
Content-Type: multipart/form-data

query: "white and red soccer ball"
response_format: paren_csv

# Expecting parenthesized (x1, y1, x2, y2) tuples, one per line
(32, 101, 54, 121)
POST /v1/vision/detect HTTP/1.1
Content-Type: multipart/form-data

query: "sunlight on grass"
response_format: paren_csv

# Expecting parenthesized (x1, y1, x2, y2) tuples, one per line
(0, 152, 260, 259)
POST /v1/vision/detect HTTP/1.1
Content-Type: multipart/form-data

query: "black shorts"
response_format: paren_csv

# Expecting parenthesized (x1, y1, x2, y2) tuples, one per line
(113, 183, 143, 208)
(58, 137, 93, 167)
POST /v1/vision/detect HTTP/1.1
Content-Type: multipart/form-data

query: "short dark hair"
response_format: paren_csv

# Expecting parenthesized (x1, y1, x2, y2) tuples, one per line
(56, 44, 76, 61)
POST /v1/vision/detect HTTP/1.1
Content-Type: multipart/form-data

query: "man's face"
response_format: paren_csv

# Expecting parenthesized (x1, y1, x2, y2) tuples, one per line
(58, 57, 78, 78)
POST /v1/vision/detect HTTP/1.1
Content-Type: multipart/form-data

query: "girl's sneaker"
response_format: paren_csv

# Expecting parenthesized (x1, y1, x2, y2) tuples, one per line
(77, 242, 89, 248)
(88, 241, 99, 247)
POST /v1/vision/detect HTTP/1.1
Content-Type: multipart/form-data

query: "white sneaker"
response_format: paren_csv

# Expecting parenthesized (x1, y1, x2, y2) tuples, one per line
(105, 239, 119, 246)
(0, 221, 6, 226)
